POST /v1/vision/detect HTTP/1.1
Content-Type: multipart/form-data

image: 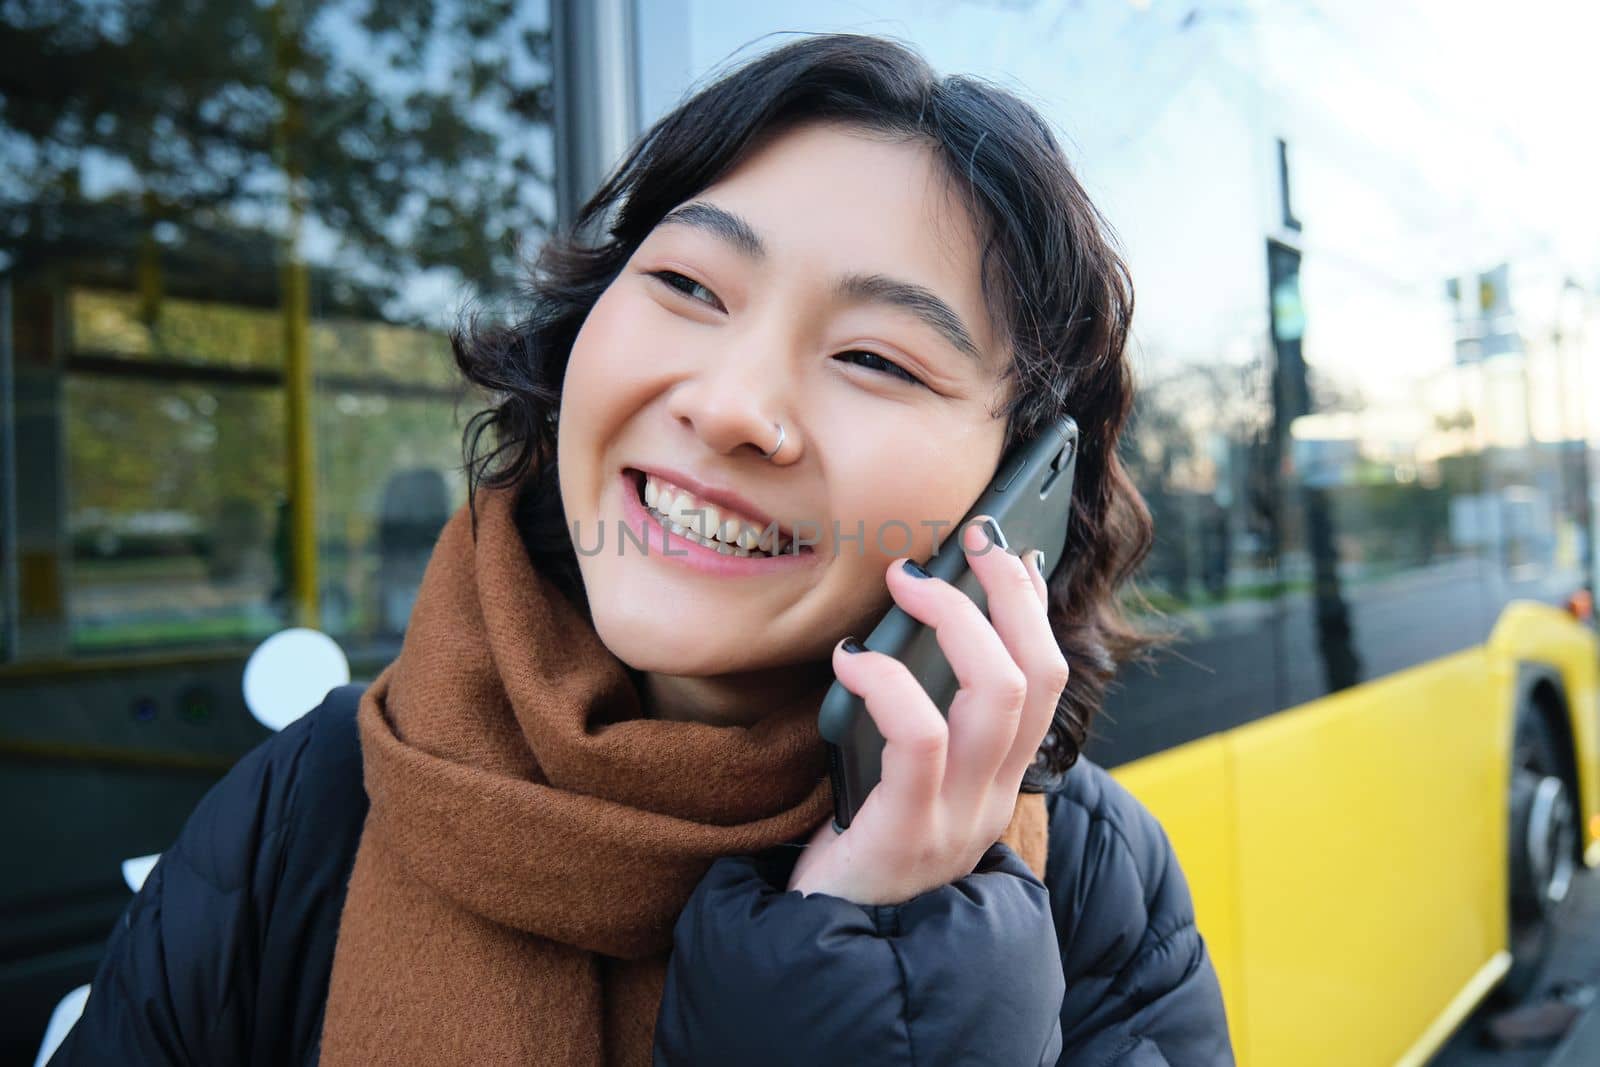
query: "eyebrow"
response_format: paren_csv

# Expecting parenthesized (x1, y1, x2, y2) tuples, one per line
(655, 200, 985, 365)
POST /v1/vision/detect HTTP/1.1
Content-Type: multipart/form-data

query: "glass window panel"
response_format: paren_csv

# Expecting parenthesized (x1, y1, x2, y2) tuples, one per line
(63, 375, 286, 652)
(2, 0, 556, 1052)
(312, 317, 462, 390)
(4, 0, 556, 658)
(314, 383, 468, 655)
(70, 288, 286, 370)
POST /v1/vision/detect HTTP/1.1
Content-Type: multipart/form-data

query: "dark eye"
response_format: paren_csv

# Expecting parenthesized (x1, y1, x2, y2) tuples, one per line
(649, 270, 724, 311)
(835, 350, 925, 388)
(646, 269, 923, 389)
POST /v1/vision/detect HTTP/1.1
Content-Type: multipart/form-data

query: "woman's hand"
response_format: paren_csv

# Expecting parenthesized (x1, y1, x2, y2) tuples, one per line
(787, 516, 1069, 905)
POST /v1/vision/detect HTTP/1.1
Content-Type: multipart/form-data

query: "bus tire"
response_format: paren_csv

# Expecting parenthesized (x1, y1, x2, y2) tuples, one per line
(1496, 699, 1579, 1004)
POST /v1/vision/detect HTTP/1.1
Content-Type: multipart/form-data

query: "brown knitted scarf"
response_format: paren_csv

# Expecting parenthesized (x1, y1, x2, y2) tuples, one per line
(317, 484, 1049, 1066)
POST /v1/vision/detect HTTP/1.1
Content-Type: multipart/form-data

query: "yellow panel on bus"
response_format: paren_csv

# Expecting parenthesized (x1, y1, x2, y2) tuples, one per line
(1112, 645, 1526, 1066)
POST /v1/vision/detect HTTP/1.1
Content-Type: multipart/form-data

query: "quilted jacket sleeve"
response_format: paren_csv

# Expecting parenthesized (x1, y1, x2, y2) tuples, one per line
(45, 704, 325, 1066)
(653, 841, 1068, 1066)
(1044, 762, 1236, 1065)
(655, 758, 1236, 1066)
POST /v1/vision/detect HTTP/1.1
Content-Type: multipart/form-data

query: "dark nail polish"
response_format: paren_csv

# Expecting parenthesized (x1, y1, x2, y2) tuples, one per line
(842, 637, 866, 653)
(902, 559, 932, 579)
(1031, 549, 1046, 573)
(981, 517, 1009, 552)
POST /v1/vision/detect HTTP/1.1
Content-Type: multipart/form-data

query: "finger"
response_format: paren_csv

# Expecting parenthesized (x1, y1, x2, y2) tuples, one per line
(937, 518, 1039, 812)
(832, 637, 947, 824)
(1024, 549, 1049, 609)
(885, 549, 1024, 806)
(961, 518, 1070, 792)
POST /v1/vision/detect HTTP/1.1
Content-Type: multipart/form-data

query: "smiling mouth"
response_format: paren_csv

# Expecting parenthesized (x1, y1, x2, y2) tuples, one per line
(626, 468, 810, 558)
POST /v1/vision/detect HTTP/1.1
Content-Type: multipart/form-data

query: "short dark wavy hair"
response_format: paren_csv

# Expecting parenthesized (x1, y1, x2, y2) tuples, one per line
(451, 31, 1175, 784)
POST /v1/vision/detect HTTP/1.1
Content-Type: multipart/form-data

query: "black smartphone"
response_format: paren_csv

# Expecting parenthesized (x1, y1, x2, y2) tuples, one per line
(818, 413, 1080, 831)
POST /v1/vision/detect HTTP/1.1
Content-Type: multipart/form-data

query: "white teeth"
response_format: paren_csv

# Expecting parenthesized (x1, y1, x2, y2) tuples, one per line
(640, 472, 789, 556)
(678, 522, 754, 557)
(696, 504, 722, 541)
(668, 494, 695, 529)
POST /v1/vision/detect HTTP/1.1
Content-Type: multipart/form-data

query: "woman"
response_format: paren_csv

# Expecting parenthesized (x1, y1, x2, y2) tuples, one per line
(51, 32, 1235, 1066)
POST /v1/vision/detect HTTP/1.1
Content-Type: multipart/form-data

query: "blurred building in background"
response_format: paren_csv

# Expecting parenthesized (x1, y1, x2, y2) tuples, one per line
(4, 0, 1599, 1062)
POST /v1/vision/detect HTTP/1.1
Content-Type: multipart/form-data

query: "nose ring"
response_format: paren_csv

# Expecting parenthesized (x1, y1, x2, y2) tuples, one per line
(761, 422, 786, 461)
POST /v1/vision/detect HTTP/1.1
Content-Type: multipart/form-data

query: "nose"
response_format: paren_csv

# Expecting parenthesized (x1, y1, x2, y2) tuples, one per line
(664, 349, 798, 463)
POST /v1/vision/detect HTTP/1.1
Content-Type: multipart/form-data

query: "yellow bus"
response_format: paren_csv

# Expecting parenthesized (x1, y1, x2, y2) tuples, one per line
(1085, 229, 1600, 1065)
(1105, 534, 1600, 1066)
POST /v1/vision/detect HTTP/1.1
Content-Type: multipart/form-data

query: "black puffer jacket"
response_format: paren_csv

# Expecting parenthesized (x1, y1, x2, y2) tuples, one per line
(49, 685, 1235, 1065)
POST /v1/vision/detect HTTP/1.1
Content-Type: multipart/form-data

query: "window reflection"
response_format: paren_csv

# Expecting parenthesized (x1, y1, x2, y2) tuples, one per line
(2, 0, 555, 661)
(0, 3, 562, 1058)
(315, 388, 465, 646)
(65, 375, 287, 651)
(1124, 359, 1275, 613)
(2, 1, 556, 1052)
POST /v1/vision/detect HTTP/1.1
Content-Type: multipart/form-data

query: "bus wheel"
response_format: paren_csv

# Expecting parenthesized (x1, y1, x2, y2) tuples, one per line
(1499, 705, 1579, 1003)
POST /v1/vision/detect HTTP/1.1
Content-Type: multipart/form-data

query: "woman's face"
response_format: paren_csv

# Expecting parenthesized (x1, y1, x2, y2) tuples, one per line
(558, 120, 1011, 691)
